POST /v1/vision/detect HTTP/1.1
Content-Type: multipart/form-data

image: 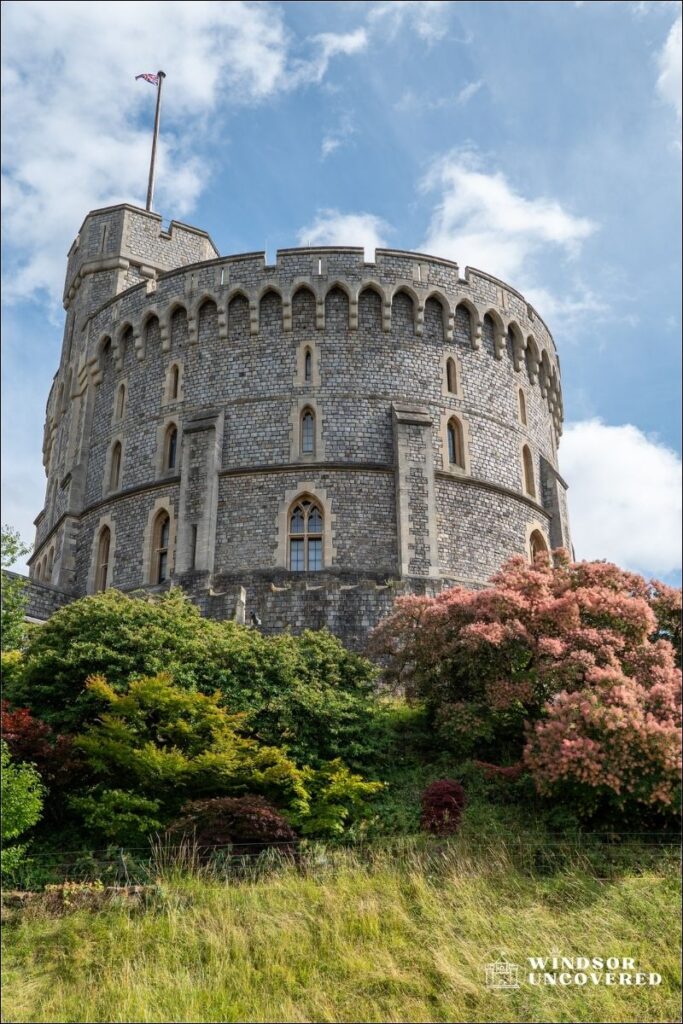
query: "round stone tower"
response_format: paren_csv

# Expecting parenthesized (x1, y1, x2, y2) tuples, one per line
(29, 204, 571, 647)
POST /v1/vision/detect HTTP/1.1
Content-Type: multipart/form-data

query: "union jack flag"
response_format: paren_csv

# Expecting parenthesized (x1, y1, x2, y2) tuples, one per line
(135, 73, 159, 85)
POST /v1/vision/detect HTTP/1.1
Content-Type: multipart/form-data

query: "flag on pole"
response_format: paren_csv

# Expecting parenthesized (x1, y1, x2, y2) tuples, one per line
(136, 73, 160, 85)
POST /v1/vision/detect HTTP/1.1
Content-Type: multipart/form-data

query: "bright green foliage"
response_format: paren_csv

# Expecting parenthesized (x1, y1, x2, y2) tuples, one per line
(293, 760, 384, 837)
(1, 526, 30, 652)
(9, 589, 378, 766)
(1, 741, 44, 875)
(73, 674, 309, 825)
(68, 790, 164, 846)
(70, 674, 380, 842)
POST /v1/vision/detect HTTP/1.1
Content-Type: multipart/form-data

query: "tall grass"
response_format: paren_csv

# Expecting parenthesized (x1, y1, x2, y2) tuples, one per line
(3, 837, 680, 1023)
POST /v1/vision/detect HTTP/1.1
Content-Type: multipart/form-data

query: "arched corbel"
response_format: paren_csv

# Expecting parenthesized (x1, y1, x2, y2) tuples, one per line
(349, 293, 359, 331)
(217, 305, 228, 342)
(316, 295, 325, 330)
(282, 296, 292, 332)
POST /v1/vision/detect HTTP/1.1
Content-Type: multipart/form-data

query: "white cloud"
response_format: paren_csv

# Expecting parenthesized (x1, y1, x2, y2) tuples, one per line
(368, 1, 454, 43)
(418, 151, 597, 314)
(297, 209, 391, 259)
(455, 80, 483, 105)
(1, 2, 366, 306)
(321, 114, 356, 159)
(656, 16, 682, 118)
(561, 419, 682, 577)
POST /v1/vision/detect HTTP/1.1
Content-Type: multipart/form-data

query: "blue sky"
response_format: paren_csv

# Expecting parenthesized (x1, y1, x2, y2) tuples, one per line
(2, 0, 681, 581)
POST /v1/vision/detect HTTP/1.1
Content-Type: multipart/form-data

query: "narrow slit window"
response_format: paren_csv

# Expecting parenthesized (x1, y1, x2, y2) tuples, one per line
(301, 409, 315, 454)
(447, 418, 465, 469)
(109, 441, 122, 490)
(522, 445, 535, 497)
(95, 527, 111, 592)
(304, 349, 312, 383)
(170, 364, 180, 400)
(446, 358, 457, 394)
(115, 383, 125, 420)
(165, 425, 178, 470)
(518, 389, 527, 426)
(153, 512, 170, 583)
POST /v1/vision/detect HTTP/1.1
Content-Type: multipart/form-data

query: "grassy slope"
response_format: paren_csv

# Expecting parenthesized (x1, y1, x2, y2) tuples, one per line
(3, 844, 680, 1024)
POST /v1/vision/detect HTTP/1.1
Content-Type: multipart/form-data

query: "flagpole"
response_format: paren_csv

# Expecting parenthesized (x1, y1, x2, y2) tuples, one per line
(146, 70, 166, 212)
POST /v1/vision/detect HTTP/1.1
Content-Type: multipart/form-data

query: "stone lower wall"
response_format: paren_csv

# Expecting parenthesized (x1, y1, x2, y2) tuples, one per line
(4, 573, 73, 622)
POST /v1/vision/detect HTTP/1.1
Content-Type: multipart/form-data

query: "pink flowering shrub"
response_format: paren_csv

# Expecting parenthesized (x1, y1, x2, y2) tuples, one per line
(371, 551, 682, 818)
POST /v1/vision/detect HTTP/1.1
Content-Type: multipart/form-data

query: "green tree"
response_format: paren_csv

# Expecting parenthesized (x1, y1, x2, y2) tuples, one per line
(1, 525, 31, 651)
(9, 588, 379, 766)
(1, 741, 44, 875)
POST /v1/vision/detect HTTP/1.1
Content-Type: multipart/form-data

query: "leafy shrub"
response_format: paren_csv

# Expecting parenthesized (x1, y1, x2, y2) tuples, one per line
(8, 588, 378, 767)
(372, 553, 682, 819)
(1, 741, 44, 876)
(166, 796, 298, 856)
(69, 673, 380, 843)
(420, 779, 466, 836)
(1, 700, 78, 789)
(68, 790, 164, 846)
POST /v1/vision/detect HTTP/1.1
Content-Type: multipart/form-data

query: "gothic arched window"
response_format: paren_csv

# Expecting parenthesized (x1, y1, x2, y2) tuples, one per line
(301, 408, 315, 455)
(447, 417, 465, 469)
(289, 498, 323, 571)
(304, 348, 312, 383)
(529, 529, 548, 563)
(95, 527, 111, 592)
(152, 511, 170, 583)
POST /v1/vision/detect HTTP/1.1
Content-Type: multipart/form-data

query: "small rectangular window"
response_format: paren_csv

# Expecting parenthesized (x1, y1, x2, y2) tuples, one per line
(190, 524, 198, 569)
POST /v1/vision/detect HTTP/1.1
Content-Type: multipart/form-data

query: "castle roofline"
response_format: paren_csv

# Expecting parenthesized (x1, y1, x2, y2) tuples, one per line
(67, 204, 220, 258)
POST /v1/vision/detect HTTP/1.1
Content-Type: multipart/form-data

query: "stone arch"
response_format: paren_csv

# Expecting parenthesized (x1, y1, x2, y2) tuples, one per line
(482, 308, 506, 359)
(521, 443, 536, 498)
(424, 289, 453, 341)
(258, 288, 282, 335)
(291, 284, 317, 333)
(87, 514, 116, 594)
(527, 524, 550, 564)
(142, 498, 177, 586)
(454, 299, 482, 349)
(324, 284, 350, 329)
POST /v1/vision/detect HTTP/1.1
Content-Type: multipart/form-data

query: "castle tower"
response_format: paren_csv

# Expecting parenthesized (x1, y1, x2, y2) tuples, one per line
(28, 204, 571, 647)
(32, 205, 218, 592)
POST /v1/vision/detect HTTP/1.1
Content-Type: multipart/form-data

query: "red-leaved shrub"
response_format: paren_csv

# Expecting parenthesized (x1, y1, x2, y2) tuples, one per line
(420, 779, 466, 835)
(1, 700, 77, 787)
(166, 796, 298, 856)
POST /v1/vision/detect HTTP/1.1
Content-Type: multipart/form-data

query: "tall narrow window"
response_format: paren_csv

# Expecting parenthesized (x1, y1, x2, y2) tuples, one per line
(153, 511, 170, 583)
(446, 358, 457, 394)
(529, 529, 548, 563)
(304, 348, 312, 383)
(110, 441, 121, 491)
(47, 547, 54, 581)
(165, 425, 178, 470)
(518, 389, 527, 426)
(115, 383, 125, 420)
(522, 445, 535, 497)
(190, 524, 198, 569)
(289, 498, 323, 571)
(447, 417, 465, 469)
(95, 527, 111, 592)
(301, 408, 315, 455)
(170, 364, 180, 400)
